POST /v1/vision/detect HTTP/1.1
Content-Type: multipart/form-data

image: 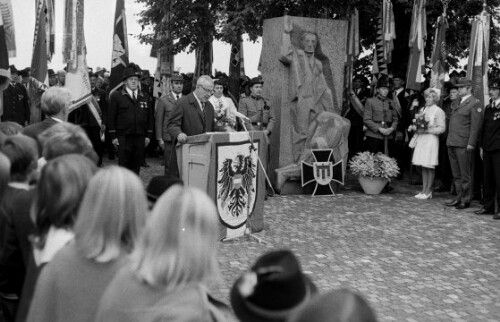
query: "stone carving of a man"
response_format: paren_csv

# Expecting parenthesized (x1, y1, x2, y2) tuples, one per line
(279, 16, 338, 164)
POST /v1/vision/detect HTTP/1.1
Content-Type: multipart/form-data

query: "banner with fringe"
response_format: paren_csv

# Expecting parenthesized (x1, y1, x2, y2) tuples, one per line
(406, 0, 427, 91)
(467, 7, 490, 107)
(109, 0, 129, 95)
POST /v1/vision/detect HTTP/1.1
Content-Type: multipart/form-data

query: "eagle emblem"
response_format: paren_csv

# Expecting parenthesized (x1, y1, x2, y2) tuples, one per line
(218, 153, 256, 219)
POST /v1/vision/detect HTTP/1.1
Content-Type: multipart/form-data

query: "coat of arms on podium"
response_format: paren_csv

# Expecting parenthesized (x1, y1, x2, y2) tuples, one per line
(301, 149, 343, 196)
(216, 142, 258, 229)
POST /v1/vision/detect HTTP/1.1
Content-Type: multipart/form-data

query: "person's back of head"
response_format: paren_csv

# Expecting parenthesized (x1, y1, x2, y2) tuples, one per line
(32, 154, 97, 249)
(288, 289, 378, 322)
(40, 87, 72, 118)
(74, 166, 147, 263)
(0, 121, 23, 137)
(132, 186, 219, 290)
(1, 134, 39, 183)
(39, 123, 96, 162)
(146, 175, 183, 207)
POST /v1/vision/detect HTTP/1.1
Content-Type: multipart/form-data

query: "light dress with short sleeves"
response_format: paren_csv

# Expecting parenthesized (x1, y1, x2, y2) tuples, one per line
(411, 104, 446, 169)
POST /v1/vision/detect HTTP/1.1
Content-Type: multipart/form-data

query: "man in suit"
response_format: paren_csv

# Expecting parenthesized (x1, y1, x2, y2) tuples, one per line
(475, 80, 500, 218)
(445, 78, 483, 210)
(108, 65, 154, 174)
(391, 75, 412, 177)
(167, 75, 215, 176)
(156, 74, 184, 174)
(2, 66, 30, 126)
(19, 68, 47, 124)
(23, 87, 72, 152)
(363, 76, 399, 157)
(343, 75, 370, 160)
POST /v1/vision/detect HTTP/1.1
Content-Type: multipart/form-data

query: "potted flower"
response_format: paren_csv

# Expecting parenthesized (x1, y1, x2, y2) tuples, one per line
(349, 151, 400, 194)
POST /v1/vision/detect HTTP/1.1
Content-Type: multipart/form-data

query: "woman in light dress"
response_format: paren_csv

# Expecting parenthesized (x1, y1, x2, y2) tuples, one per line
(209, 78, 248, 132)
(412, 88, 446, 199)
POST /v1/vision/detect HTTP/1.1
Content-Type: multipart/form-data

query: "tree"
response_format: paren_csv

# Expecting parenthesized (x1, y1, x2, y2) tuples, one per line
(136, 0, 500, 75)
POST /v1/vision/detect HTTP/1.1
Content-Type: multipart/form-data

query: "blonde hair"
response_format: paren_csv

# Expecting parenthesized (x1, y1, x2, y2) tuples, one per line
(424, 88, 441, 103)
(132, 186, 219, 290)
(74, 166, 147, 263)
(41, 87, 72, 116)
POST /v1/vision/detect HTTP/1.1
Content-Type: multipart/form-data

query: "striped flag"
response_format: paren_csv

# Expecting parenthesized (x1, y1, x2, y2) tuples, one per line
(31, 0, 55, 84)
(430, 15, 448, 91)
(64, 0, 101, 126)
(467, 7, 490, 107)
(372, 1, 395, 82)
(0, 9, 11, 116)
(228, 34, 245, 103)
(406, 0, 427, 91)
(0, 0, 15, 57)
(109, 0, 129, 94)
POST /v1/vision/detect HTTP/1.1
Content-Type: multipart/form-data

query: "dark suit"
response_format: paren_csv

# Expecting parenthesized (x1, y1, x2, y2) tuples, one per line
(167, 92, 214, 176)
(108, 88, 154, 174)
(2, 82, 31, 126)
(446, 95, 483, 204)
(22, 118, 59, 153)
(343, 87, 370, 159)
(479, 100, 500, 213)
(155, 92, 178, 174)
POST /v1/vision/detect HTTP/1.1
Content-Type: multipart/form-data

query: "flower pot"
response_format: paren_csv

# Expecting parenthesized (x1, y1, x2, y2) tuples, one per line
(358, 176, 388, 195)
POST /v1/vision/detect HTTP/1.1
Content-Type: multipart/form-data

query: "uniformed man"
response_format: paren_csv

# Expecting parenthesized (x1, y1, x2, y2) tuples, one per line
(445, 78, 483, 210)
(475, 80, 500, 218)
(108, 65, 154, 174)
(48, 69, 58, 87)
(239, 77, 275, 136)
(1, 66, 30, 126)
(363, 76, 399, 157)
(156, 74, 184, 174)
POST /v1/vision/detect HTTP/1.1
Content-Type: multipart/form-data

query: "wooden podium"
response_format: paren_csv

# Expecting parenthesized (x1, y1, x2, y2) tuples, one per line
(176, 131, 268, 239)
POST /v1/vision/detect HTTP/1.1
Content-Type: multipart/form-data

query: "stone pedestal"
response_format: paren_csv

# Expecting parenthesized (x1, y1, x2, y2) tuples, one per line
(260, 16, 349, 194)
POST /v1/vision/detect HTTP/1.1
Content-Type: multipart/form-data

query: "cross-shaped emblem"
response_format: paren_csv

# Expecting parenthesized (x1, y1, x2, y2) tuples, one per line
(301, 149, 343, 196)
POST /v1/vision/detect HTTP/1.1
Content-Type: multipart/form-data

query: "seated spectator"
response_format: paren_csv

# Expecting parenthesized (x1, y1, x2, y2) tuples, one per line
(231, 249, 317, 322)
(95, 186, 233, 322)
(38, 122, 98, 164)
(0, 136, 38, 321)
(22, 87, 72, 151)
(15, 155, 97, 322)
(288, 289, 378, 322)
(27, 166, 147, 322)
(145, 175, 183, 208)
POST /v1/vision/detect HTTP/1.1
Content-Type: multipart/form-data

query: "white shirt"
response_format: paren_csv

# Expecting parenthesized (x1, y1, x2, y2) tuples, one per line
(394, 88, 404, 97)
(172, 92, 182, 100)
(125, 87, 138, 99)
(193, 92, 204, 111)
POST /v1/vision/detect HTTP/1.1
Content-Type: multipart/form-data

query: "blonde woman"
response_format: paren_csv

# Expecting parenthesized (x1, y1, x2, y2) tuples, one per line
(96, 186, 233, 322)
(26, 166, 147, 322)
(412, 88, 446, 199)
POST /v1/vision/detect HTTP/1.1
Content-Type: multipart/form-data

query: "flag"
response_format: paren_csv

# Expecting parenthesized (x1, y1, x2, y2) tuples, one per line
(194, 40, 213, 78)
(467, 7, 490, 107)
(228, 34, 245, 103)
(406, 0, 427, 91)
(64, 0, 101, 126)
(0, 9, 11, 116)
(342, 8, 361, 117)
(0, 0, 15, 57)
(430, 15, 448, 91)
(31, 0, 55, 84)
(372, 1, 395, 82)
(109, 0, 129, 94)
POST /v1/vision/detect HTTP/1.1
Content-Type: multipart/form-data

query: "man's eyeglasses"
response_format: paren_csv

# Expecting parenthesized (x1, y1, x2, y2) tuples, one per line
(200, 86, 214, 94)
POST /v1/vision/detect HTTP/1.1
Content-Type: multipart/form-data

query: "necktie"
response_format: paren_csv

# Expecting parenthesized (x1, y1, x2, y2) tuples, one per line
(133, 91, 137, 101)
(176, 94, 179, 100)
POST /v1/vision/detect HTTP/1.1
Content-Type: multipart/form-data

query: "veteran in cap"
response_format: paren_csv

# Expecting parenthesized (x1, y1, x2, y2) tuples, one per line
(238, 76, 275, 136)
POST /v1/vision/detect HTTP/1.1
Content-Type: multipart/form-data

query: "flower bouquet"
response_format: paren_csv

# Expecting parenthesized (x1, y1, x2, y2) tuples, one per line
(408, 111, 429, 133)
(214, 101, 236, 132)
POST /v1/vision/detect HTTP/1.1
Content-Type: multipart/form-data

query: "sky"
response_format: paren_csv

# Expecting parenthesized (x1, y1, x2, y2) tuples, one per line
(8, 0, 263, 77)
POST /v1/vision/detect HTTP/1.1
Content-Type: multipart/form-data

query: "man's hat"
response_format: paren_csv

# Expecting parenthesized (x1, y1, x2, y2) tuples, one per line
(122, 66, 142, 81)
(392, 74, 405, 81)
(230, 250, 317, 322)
(9, 65, 17, 74)
(455, 77, 472, 87)
(48, 69, 56, 77)
(18, 68, 29, 78)
(489, 80, 500, 90)
(140, 70, 153, 80)
(248, 76, 264, 88)
(449, 70, 459, 77)
(170, 74, 184, 82)
(376, 76, 390, 89)
(95, 66, 106, 75)
(146, 175, 183, 203)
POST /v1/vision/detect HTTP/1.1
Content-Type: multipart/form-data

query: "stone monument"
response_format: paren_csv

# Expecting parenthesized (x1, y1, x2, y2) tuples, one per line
(260, 15, 350, 194)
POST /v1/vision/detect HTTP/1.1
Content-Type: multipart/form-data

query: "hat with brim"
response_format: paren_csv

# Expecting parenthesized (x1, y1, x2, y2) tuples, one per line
(248, 77, 264, 88)
(376, 76, 390, 89)
(230, 250, 317, 322)
(122, 67, 142, 81)
(48, 69, 56, 77)
(455, 77, 472, 87)
(489, 80, 500, 90)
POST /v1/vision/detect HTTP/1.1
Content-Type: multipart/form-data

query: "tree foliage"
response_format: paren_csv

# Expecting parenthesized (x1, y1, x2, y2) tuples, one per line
(136, 0, 500, 74)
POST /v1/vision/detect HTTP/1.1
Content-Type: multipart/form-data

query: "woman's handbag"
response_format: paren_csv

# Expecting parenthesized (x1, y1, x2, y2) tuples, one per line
(408, 134, 418, 149)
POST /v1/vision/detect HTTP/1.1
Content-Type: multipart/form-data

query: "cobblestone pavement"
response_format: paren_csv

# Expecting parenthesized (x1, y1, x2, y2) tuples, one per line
(125, 157, 500, 321)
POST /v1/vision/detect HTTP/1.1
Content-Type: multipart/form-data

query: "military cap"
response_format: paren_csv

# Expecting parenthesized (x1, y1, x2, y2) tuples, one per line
(248, 76, 264, 88)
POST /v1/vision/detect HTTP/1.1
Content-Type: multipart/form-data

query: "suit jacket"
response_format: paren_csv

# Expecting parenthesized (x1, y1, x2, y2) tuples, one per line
(167, 92, 214, 140)
(446, 95, 483, 148)
(155, 92, 177, 142)
(2, 82, 31, 126)
(108, 88, 154, 140)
